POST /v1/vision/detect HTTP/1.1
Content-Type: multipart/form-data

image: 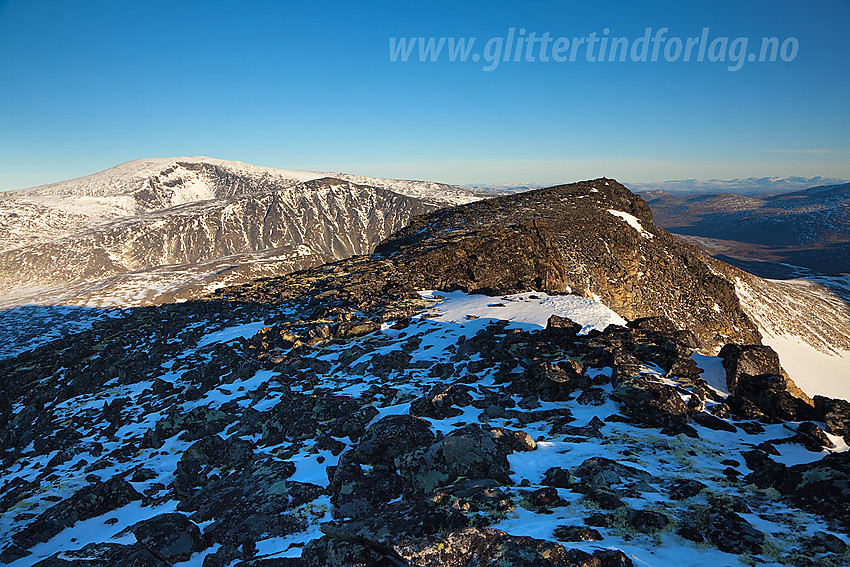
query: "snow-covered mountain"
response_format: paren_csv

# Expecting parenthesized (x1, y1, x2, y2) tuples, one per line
(0, 157, 478, 251)
(0, 179, 434, 306)
(0, 158, 480, 309)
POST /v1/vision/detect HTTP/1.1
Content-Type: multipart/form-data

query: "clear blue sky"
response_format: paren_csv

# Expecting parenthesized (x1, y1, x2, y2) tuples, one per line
(0, 0, 848, 190)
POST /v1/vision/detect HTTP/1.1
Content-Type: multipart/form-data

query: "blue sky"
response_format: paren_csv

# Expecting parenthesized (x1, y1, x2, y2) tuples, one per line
(0, 0, 848, 190)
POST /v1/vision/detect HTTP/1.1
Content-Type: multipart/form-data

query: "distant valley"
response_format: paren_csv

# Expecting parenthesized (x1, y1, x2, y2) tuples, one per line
(644, 183, 850, 278)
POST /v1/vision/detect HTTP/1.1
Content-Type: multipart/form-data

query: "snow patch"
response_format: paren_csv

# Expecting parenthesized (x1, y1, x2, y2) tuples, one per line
(421, 290, 626, 334)
(607, 209, 654, 238)
(760, 331, 850, 401)
(693, 353, 729, 396)
(196, 322, 266, 348)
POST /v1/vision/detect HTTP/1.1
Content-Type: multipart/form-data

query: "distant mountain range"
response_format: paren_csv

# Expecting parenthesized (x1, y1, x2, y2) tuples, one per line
(467, 177, 849, 197)
(644, 183, 850, 276)
(630, 176, 849, 195)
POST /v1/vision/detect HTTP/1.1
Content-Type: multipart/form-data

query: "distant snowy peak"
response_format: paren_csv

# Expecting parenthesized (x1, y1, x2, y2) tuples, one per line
(10, 157, 323, 200)
(3, 157, 321, 223)
(7, 156, 479, 219)
(326, 172, 479, 206)
(0, 157, 481, 255)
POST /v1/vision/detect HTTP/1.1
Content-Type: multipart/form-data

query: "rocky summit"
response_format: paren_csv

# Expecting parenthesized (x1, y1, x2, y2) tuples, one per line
(1, 179, 849, 567)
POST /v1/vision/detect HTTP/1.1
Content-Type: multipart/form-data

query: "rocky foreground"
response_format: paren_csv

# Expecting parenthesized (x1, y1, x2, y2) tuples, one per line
(1, 180, 849, 566)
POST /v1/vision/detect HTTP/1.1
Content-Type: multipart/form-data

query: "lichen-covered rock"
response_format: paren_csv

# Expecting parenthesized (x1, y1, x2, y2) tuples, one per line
(795, 422, 835, 451)
(398, 425, 536, 494)
(329, 414, 438, 519)
(667, 478, 707, 500)
(719, 344, 786, 393)
(31, 543, 166, 566)
(677, 505, 765, 555)
(393, 528, 633, 567)
(611, 377, 689, 429)
(177, 458, 317, 547)
(410, 383, 474, 419)
(173, 434, 256, 496)
(553, 525, 604, 542)
(353, 414, 435, 465)
(542, 467, 573, 488)
(512, 360, 591, 401)
(329, 451, 405, 519)
(814, 396, 850, 444)
(719, 344, 814, 420)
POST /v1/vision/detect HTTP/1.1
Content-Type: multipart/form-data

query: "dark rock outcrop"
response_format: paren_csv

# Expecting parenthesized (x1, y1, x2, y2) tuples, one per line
(130, 513, 202, 563)
(719, 344, 813, 420)
(375, 179, 762, 350)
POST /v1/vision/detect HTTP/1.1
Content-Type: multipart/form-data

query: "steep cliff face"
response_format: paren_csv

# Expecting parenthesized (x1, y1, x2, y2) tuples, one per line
(0, 157, 479, 310)
(0, 178, 436, 306)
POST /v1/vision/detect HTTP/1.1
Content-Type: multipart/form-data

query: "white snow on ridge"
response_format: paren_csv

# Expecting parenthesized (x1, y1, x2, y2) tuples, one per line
(607, 209, 654, 238)
(10, 156, 324, 198)
(0, 157, 480, 253)
(419, 290, 627, 334)
(8, 156, 479, 213)
(759, 331, 850, 401)
(326, 172, 480, 206)
(733, 276, 850, 402)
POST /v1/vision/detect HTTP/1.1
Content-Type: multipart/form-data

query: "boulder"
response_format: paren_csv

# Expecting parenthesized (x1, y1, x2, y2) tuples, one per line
(814, 396, 850, 444)
(410, 383, 474, 419)
(177, 458, 317, 547)
(130, 513, 202, 563)
(398, 425, 536, 494)
(354, 414, 435, 465)
(677, 505, 765, 555)
(394, 528, 632, 567)
(611, 377, 689, 429)
(31, 543, 165, 566)
(718, 344, 814, 420)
